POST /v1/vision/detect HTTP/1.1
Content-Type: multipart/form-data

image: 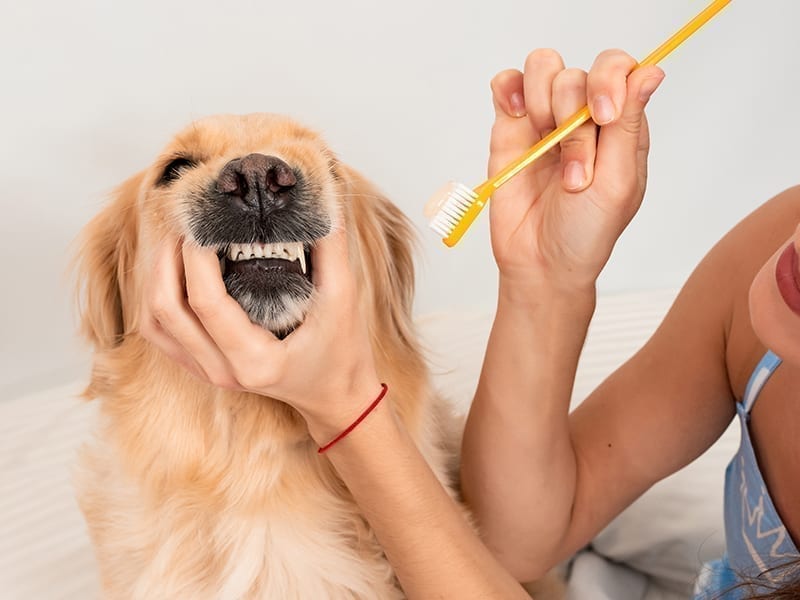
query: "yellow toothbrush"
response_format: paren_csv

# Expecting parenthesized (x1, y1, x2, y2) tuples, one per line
(426, 0, 733, 247)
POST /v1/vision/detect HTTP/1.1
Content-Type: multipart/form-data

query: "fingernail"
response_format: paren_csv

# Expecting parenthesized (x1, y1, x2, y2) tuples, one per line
(593, 95, 615, 125)
(639, 75, 664, 103)
(509, 92, 526, 117)
(564, 161, 585, 191)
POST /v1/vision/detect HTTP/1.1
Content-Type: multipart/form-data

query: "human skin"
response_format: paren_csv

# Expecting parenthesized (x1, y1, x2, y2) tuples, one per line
(461, 48, 800, 582)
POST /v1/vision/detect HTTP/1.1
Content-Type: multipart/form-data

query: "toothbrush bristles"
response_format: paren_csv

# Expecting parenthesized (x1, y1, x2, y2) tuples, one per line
(427, 182, 478, 237)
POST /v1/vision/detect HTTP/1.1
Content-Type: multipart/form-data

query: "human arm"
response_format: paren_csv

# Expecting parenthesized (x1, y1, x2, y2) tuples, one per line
(139, 229, 530, 599)
(460, 49, 740, 580)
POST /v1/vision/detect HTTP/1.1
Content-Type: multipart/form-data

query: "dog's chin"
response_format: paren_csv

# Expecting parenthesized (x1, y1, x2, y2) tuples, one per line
(223, 262, 313, 338)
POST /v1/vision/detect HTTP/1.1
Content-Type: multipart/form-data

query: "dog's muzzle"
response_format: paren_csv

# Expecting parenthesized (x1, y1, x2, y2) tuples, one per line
(188, 153, 331, 337)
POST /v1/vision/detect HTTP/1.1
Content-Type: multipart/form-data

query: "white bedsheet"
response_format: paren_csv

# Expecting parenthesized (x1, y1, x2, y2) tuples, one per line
(0, 289, 737, 599)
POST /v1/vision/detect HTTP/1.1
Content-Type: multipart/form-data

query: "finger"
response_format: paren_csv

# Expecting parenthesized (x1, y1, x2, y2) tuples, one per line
(182, 242, 281, 362)
(146, 237, 236, 386)
(594, 65, 665, 195)
(491, 68, 527, 119)
(309, 223, 353, 296)
(293, 225, 359, 346)
(489, 69, 537, 177)
(523, 48, 566, 138)
(586, 49, 639, 126)
(140, 316, 208, 382)
(551, 68, 597, 193)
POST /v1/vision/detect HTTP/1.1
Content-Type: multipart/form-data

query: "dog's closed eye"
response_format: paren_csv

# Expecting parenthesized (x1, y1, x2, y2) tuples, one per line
(157, 156, 198, 186)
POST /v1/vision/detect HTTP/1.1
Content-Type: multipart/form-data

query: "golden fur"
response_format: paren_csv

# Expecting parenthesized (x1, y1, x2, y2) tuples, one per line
(74, 114, 459, 599)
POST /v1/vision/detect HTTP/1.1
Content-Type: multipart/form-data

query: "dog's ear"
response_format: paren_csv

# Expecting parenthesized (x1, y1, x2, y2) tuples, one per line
(73, 172, 142, 352)
(337, 164, 418, 348)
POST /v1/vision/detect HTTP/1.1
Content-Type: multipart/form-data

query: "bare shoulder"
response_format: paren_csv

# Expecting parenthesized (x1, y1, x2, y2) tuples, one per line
(706, 185, 800, 394)
(664, 186, 800, 337)
(707, 185, 800, 272)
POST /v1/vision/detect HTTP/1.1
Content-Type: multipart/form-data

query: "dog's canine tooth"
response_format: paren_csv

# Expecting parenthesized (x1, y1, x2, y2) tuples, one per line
(298, 247, 307, 274)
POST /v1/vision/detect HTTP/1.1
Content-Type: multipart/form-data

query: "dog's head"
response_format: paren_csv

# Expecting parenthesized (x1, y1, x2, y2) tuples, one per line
(75, 113, 418, 358)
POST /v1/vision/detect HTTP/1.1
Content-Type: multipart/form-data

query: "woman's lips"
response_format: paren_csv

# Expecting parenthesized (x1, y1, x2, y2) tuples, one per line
(775, 243, 800, 315)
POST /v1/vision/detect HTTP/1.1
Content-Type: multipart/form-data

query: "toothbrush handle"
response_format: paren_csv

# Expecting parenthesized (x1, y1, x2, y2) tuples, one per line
(488, 107, 592, 190)
(483, 0, 732, 194)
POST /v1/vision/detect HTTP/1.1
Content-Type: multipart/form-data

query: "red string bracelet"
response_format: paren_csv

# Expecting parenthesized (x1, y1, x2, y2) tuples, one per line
(317, 383, 389, 454)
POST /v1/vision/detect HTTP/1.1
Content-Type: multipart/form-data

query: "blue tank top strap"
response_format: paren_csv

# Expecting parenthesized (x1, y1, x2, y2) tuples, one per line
(742, 350, 782, 413)
(695, 350, 798, 598)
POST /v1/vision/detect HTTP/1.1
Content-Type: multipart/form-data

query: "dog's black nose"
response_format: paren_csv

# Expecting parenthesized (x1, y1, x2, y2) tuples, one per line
(216, 153, 297, 212)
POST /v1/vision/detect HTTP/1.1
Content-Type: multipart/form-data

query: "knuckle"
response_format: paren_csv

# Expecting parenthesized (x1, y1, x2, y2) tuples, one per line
(149, 302, 172, 326)
(490, 68, 519, 93)
(232, 352, 274, 390)
(489, 121, 507, 148)
(207, 371, 237, 390)
(188, 296, 216, 319)
(525, 48, 563, 71)
(559, 135, 592, 152)
(139, 317, 159, 341)
(236, 367, 271, 391)
(147, 289, 170, 316)
(553, 68, 587, 93)
(598, 48, 634, 64)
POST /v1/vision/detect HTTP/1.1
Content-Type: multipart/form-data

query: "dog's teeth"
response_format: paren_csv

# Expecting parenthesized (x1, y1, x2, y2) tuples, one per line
(224, 242, 308, 265)
(298, 247, 307, 274)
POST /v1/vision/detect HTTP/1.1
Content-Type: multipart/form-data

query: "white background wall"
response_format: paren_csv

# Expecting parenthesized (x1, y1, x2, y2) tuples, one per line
(1, 0, 798, 398)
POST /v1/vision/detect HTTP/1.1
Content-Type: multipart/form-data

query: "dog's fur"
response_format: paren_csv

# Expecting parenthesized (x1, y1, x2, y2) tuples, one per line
(74, 114, 461, 599)
(74, 113, 565, 600)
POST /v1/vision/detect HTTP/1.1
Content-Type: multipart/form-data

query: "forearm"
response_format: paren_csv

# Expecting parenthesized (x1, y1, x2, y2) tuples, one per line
(461, 279, 596, 580)
(322, 399, 529, 600)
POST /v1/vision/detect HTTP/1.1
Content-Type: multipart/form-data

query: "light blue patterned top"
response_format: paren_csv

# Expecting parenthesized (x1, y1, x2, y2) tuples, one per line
(694, 351, 799, 598)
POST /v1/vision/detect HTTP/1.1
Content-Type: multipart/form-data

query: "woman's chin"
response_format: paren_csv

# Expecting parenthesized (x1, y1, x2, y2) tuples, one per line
(750, 261, 800, 366)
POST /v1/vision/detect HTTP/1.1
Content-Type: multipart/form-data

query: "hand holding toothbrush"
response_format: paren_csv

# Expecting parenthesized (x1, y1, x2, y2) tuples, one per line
(487, 48, 665, 297)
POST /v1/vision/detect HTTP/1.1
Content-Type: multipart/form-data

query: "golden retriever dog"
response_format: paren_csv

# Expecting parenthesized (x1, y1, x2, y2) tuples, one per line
(73, 113, 463, 599)
(74, 113, 564, 600)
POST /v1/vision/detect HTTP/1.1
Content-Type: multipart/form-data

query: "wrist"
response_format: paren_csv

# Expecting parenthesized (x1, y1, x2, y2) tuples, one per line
(494, 275, 596, 367)
(498, 273, 596, 313)
(303, 375, 385, 445)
